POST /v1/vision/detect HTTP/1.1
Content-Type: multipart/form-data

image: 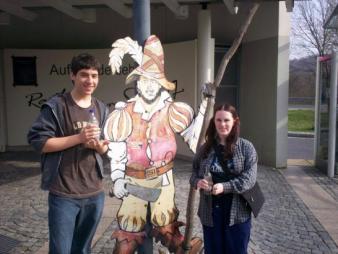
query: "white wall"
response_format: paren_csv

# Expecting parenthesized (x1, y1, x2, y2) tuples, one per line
(3, 40, 198, 157)
(164, 40, 198, 158)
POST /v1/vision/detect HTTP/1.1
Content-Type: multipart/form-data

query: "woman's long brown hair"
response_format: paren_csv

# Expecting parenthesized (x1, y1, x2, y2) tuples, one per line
(201, 103, 240, 159)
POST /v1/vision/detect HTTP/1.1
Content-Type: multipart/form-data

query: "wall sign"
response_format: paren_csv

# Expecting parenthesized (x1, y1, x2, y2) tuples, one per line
(12, 56, 38, 86)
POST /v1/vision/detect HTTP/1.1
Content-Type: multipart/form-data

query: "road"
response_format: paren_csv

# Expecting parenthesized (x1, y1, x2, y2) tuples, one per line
(288, 136, 314, 160)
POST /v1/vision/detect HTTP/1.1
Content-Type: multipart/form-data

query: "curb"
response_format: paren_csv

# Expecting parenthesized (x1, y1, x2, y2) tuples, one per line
(288, 131, 314, 138)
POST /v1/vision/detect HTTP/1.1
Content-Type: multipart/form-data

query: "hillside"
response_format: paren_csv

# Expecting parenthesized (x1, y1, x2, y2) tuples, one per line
(289, 55, 316, 99)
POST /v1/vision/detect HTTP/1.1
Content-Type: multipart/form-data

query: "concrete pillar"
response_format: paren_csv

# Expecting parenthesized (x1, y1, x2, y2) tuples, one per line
(275, 1, 290, 168)
(328, 52, 337, 178)
(197, 8, 214, 104)
(133, 0, 150, 46)
(314, 57, 322, 164)
(133, 2, 152, 252)
(0, 49, 6, 152)
(239, 2, 289, 168)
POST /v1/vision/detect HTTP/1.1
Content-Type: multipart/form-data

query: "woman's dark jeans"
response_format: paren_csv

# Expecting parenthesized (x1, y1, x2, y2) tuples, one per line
(203, 195, 251, 254)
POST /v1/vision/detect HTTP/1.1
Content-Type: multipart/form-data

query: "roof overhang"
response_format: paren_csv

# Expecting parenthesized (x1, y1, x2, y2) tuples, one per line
(0, 0, 294, 25)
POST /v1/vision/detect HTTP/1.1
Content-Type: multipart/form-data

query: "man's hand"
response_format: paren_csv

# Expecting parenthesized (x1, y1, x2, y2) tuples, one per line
(80, 125, 101, 143)
(84, 139, 109, 154)
(113, 179, 129, 199)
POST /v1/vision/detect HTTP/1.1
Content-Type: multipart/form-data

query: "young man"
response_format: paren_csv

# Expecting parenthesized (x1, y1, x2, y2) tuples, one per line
(27, 53, 109, 254)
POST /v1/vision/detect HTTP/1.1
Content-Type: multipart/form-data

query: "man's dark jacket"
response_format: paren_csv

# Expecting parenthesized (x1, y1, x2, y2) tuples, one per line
(27, 94, 109, 190)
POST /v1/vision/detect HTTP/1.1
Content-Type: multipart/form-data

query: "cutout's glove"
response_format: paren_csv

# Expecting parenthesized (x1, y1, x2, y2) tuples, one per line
(113, 179, 129, 199)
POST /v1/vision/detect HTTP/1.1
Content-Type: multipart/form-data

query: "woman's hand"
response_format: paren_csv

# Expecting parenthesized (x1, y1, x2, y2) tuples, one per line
(197, 179, 212, 191)
(212, 183, 224, 195)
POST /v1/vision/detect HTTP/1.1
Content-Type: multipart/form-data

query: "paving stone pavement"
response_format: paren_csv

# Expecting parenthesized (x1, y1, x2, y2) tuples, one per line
(0, 152, 338, 253)
(304, 167, 338, 204)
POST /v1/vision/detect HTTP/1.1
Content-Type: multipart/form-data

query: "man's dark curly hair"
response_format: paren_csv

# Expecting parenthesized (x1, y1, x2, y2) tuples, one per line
(70, 53, 101, 75)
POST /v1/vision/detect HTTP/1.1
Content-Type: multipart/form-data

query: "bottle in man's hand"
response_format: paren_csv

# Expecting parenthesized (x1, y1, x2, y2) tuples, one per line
(88, 109, 100, 140)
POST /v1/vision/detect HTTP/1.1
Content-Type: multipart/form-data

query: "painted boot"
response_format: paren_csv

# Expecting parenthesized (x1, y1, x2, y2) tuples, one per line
(111, 230, 146, 254)
(152, 221, 203, 254)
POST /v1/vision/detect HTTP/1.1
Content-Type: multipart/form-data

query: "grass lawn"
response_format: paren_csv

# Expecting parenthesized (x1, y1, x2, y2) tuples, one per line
(288, 109, 314, 132)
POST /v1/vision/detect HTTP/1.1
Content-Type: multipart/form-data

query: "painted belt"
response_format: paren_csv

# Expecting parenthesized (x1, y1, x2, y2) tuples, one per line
(125, 161, 174, 179)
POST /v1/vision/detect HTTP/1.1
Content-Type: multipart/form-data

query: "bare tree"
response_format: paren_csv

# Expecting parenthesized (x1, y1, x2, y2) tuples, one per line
(291, 0, 338, 58)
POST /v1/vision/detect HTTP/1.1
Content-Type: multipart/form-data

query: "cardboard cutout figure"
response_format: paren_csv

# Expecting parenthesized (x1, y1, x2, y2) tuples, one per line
(104, 35, 207, 253)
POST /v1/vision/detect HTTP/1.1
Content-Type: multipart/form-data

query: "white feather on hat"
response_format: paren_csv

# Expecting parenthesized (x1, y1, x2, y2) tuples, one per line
(108, 35, 175, 91)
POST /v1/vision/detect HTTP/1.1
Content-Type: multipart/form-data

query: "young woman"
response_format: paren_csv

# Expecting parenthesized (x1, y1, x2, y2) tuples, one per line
(190, 103, 258, 254)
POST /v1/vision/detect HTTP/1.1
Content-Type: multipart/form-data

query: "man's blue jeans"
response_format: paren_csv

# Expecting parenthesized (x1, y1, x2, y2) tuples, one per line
(48, 192, 104, 254)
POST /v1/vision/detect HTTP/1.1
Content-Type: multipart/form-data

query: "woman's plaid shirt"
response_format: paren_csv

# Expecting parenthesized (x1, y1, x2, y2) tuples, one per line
(190, 138, 258, 227)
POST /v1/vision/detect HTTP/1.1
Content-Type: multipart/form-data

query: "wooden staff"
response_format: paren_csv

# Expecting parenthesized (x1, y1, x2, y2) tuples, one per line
(182, 3, 260, 253)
